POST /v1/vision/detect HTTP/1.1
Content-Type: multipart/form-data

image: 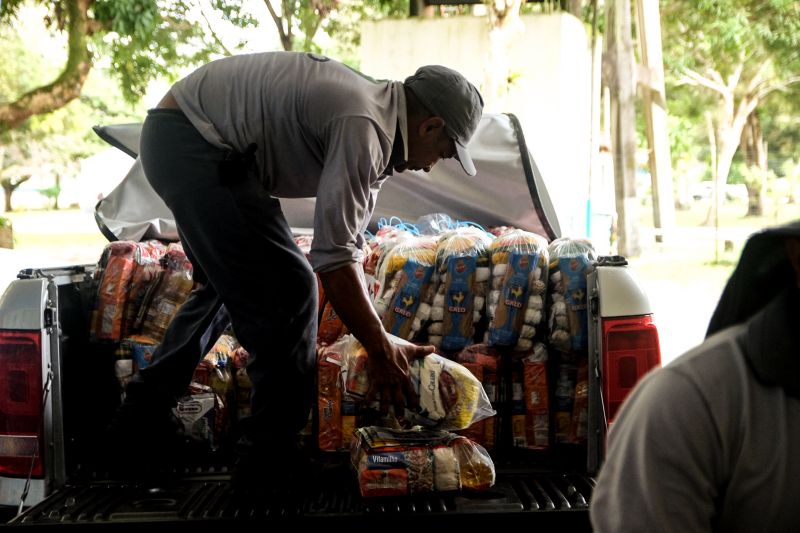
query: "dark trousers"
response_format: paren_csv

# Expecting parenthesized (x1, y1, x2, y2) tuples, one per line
(130, 108, 317, 455)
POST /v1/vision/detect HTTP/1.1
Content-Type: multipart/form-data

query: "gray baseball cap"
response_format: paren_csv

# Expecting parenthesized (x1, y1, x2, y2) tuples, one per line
(405, 65, 484, 176)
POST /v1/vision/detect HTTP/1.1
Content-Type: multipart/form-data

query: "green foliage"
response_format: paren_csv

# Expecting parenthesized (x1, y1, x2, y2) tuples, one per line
(758, 90, 800, 172)
(324, 0, 409, 63)
(661, 0, 800, 85)
(275, 0, 408, 61)
(0, 8, 147, 209)
(38, 185, 61, 207)
(0, 9, 65, 105)
(661, 0, 800, 191)
(91, 0, 217, 102)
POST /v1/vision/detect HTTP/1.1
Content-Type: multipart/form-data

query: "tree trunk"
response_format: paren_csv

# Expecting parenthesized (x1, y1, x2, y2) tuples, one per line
(54, 174, 62, 210)
(635, 0, 674, 241)
(703, 112, 716, 227)
(262, 0, 294, 51)
(3, 185, 12, 213)
(1, 176, 30, 212)
(604, 0, 640, 257)
(562, 0, 584, 16)
(714, 137, 737, 221)
(0, 0, 93, 132)
(739, 112, 767, 217)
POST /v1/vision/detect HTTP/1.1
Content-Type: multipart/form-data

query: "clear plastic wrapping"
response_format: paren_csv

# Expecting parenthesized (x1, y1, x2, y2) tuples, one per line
(374, 235, 438, 341)
(140, 242, 194, 342)
(364, 227, 415, 308)
(91, 241, 138, 341)
(350, 426, 495, 497)
(426, 226, 493, 352)
(336, 334, 496, 431)
(121, 240, 168, 338)
(455, 343, 502, 449)
(515, 342, 550, 450)
(546, 237, 596, 353)
(485, 229, 550, 351)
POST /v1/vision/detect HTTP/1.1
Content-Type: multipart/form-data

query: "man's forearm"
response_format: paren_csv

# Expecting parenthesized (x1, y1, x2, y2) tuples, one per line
(318, 263, 388, 357)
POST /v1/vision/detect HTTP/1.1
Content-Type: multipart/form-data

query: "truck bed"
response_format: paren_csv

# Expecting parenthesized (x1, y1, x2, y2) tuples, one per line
(9, 465, 593, 529)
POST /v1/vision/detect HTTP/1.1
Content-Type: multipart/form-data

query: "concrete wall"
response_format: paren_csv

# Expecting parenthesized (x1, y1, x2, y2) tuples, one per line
(360, 13, 593, 239)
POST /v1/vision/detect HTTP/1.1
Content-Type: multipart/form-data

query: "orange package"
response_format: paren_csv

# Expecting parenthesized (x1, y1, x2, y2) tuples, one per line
(456, 343, 500, 449)
(92, 241, 138, 341)
(317, 347, 343, 451)
(524, 358, 550, 450)
(317, 300, 344, 346)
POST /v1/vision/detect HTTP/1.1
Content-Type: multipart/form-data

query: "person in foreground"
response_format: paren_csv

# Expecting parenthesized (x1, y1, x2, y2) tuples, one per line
(108, 51, 484, 490)
(590, 219, 800, 532)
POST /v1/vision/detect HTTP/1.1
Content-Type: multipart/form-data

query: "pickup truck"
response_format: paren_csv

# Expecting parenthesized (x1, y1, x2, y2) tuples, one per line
(0, 112, 660, 529)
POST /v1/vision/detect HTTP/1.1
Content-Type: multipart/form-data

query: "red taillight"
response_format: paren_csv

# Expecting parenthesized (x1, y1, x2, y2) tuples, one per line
(0, 330, 45, 478)
(602, 315, 661, 424)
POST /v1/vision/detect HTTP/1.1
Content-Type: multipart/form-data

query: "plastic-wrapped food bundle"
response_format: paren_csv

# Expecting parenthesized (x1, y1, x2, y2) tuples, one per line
(553, 357, 576, 443)
(317, 342, 346, 451)
(173, 383, 226, 451)
(317, 336, 405, 451)
(231, 345, 252, 421)
(120, 240, 168, 338)
(485, 229, 549, 351)
(488, 225, 515, 238)
(546, 237, 596, 353)
(414, 212, 454, 235)
(426, 227, 493, 352)
(514, 342, 550, 450)
(317, 338, 368, 452)
(374, 235, 438, 341)
(339, 334, 495, 431)
(317, 299, 346, 346)
(364, 227, 415, 306)
(140, 242, 194, 342)
(568, 357, 589, 444)
(350, 426, 495, 497)
(193, 332, 237, 400)
(91, 241, 138, 341)
(126, 334, 159, 372)
(455, 343, 502, 449)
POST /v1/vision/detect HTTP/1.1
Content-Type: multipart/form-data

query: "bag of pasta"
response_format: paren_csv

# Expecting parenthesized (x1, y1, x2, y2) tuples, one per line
(486, 229, 550, 351)
(375, 235, 438, 342)
(426, 226, 493, 352)
(546, 237, 596, 353)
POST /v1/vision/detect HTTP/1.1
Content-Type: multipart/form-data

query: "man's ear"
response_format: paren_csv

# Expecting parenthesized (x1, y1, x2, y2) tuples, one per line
(786, 237, 800, 288)
(417, 116, 446, 137)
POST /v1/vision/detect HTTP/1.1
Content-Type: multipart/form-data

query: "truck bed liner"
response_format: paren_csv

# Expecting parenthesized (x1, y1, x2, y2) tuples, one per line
(9, 468, 593, 528)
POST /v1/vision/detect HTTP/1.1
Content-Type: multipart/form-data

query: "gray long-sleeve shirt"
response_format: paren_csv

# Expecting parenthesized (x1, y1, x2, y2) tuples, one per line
(590, 291, 800, 532)
(170, 51, 408, 273)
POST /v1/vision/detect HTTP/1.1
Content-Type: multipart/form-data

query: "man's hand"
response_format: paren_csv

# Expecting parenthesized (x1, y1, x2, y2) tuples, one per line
(366, 336, 435, 415)
(318, 263, 435, 414)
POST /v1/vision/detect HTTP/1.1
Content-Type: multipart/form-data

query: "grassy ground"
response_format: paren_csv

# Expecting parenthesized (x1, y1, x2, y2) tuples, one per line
(2, 200, 798, 366)
(630, 198, 800, 364)
(1, 207, 108, 264)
